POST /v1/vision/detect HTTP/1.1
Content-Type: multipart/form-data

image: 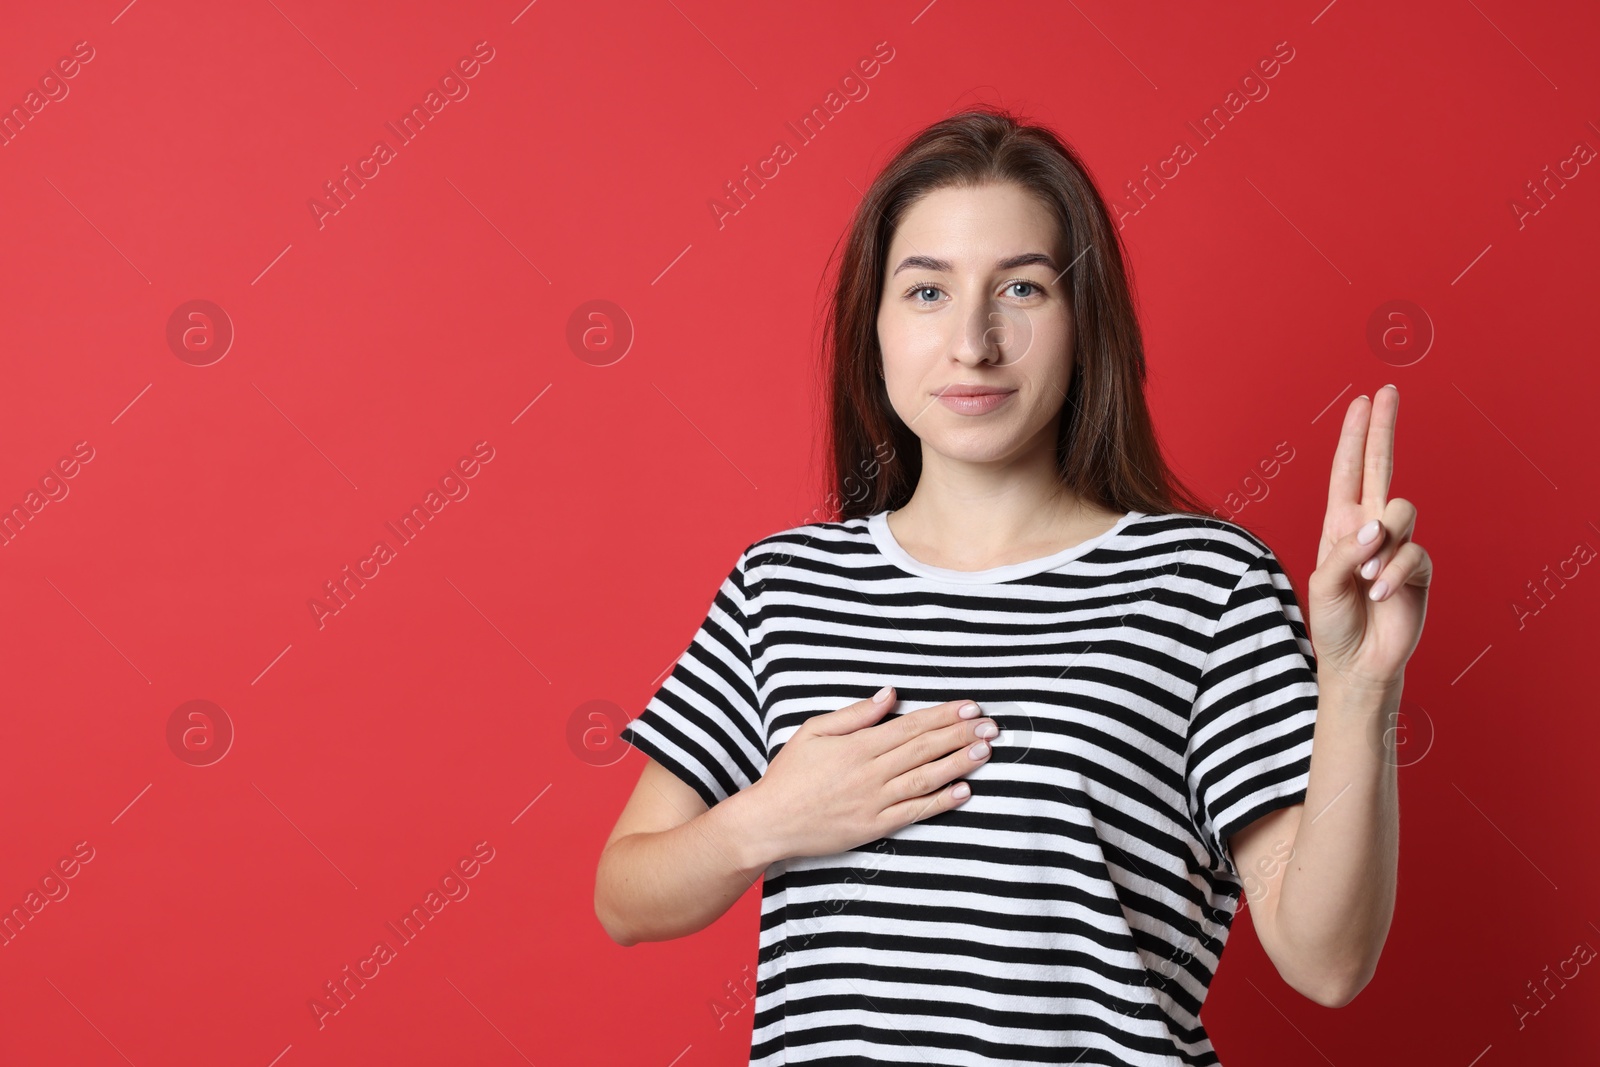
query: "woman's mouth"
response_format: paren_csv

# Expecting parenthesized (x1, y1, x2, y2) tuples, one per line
(934, 389, 1016, 415)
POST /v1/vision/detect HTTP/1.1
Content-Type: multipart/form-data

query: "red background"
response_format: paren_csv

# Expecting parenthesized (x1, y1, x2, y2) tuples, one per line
(1, 1, 1596, 1063)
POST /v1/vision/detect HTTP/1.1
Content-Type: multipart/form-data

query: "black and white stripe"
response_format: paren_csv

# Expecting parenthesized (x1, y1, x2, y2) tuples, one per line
(621, 509, 1318, 1066)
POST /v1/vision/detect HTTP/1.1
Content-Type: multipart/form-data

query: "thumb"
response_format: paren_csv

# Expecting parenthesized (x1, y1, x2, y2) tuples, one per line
(807, 685, 898, 736)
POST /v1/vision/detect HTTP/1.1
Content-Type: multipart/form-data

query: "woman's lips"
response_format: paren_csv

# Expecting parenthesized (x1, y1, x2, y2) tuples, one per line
(935, 390, 1015, 415)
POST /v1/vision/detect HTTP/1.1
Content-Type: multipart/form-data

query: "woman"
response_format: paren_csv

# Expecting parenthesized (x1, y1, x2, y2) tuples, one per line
(595, 107, 1429, 1066)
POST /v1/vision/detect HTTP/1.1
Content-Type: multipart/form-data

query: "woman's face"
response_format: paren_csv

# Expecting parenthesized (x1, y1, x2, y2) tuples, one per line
(876, 181, 1074, 467)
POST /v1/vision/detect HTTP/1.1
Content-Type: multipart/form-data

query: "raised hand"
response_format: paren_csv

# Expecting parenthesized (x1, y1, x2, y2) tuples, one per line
(1306, 384, 1433, 691)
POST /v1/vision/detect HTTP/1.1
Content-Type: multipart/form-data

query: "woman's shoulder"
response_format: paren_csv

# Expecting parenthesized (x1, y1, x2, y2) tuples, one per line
(739, 511, 878, 571)
(1129, 509, 1289, 579)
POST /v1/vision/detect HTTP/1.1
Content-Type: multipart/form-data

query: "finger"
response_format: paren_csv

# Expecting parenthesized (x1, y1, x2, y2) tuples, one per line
(808, 685, 901, 738)
(1385, 496, 1417, 546)
(1388, 496, 1417, 545)
(858, 697, 980, 757)
(1369, 541, 1430, 602)
(881, 775, 977, 832)
(876, 713, 999, 779)
(1363, 384, 1399, 513)
(1355, 498, 1419, 584)
(883, 739, 992, 808)
(1327, 392, 1371, 514)
(1340, 514, 1390, 586)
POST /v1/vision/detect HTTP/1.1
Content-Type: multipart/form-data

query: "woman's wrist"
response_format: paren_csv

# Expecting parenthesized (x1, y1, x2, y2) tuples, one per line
(706, 781, 788, 876)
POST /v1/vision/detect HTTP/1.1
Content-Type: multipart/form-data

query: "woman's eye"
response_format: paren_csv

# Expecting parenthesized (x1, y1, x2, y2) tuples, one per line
(904, 282, 1041, 303)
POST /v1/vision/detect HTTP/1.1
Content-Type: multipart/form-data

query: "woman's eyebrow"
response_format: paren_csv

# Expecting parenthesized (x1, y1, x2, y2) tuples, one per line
(890, 252, 1058, 275)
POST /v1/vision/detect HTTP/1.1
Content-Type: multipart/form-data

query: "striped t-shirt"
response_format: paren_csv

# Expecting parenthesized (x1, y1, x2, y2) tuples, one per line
(620, 508, 1319, 1066)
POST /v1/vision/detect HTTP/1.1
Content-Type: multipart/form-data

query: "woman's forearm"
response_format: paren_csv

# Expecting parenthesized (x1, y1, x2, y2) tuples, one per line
(1273, 670, 1402, 1003)
(596, 785, 778, 946)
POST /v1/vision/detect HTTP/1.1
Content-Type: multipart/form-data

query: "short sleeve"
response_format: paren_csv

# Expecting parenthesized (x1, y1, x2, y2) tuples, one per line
(619, 543, 769, 810)
(1186, 546, 1319, 878)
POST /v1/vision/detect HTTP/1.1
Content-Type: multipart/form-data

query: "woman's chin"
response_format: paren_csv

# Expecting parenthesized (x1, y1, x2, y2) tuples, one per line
(922, 439, 1025, 466)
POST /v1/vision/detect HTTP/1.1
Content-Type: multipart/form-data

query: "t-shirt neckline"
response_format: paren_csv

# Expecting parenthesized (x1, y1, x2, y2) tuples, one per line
(866, 508, 1145, 584)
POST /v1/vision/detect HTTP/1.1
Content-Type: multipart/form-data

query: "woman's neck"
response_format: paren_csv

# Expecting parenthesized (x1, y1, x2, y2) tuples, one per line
(886, 489, 1124, 573)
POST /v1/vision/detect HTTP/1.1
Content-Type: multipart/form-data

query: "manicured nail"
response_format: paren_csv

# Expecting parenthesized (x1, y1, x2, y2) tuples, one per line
(958, 702, 980, 718)
(951, 782, 971, 799)
(874, 685, 893, 703)
(1369, 579, 1389, 601)
(1358, 519, 1381, 545)
(968, 742, 990, 760)
(1360, 556, 1381, 580)
(975, 722, 998, 739)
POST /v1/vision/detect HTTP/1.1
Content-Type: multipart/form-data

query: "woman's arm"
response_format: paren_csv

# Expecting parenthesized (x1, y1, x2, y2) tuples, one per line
(1248, 384, 1427, 1005)
(1239, 673, 1401, 1007)
(595, 757, 774, 947)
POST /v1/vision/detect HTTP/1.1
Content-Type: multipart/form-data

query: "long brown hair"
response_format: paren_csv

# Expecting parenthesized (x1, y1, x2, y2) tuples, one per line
(817, 105, 1212, 523)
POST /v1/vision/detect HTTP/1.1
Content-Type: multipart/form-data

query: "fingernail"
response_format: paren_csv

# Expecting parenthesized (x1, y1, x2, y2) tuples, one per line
(1358, 519, 1381, 545)
(975, 722, 998, 739)
(958, 702, 980, 719)
(874, 685, 893, 703)
(1369, 579, 1389, 601)
(968, 742, 990, 760)
(1360, 556, 1381, 580)
(951, 782, 971, 799)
